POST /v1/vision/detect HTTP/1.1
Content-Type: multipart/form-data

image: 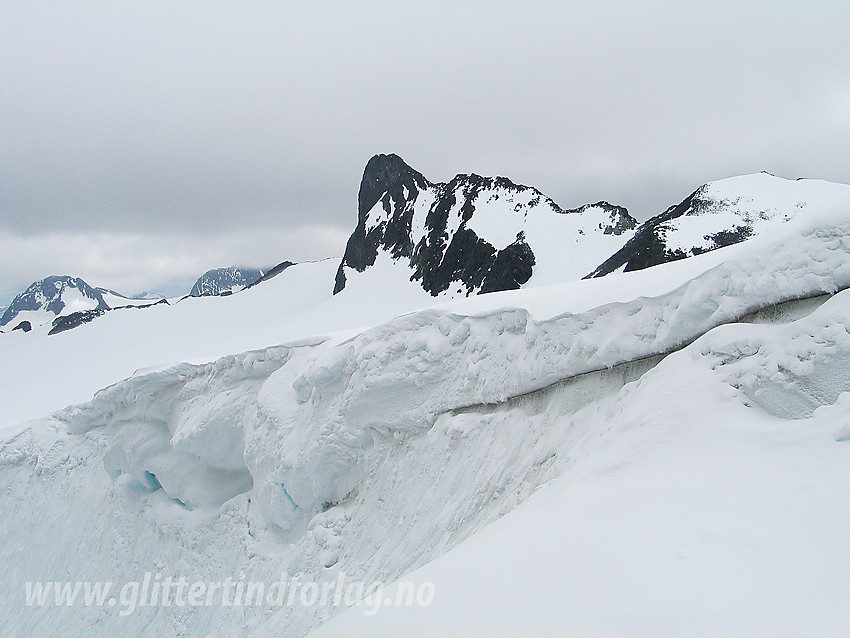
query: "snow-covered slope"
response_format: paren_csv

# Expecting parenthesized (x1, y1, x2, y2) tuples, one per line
(96, 289, 165, 309)
(2, 193, 850, 637)
(0, 258, 438, 432)
(588, 172, 850, 277)
(334, 154, 637, 297)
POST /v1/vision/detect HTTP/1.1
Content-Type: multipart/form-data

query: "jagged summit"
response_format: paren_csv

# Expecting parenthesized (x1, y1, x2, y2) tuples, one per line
(358, 153, 430, 222)
(335, 154, 638, 296)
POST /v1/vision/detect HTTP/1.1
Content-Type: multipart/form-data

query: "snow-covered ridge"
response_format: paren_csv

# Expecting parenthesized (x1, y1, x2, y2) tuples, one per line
(588, 172, 850, 277)
(313, 286, 850, 638)
(56, 204, 850, 522)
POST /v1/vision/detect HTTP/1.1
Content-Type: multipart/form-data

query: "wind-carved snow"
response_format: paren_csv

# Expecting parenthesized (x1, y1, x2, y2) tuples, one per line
(703, 299, 850, 420)
(314, 289, 850, 638)
(2, 202, 850, 636)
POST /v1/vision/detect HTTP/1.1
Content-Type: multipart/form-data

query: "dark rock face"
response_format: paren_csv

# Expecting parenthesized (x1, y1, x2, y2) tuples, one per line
(189, 267, 265, 297)
(48, 308, 108, 335)
(692, 226, 754, 254)
(247, 261, 295, 289)
(335, 154, 604, 297)
(334, 155, 430, 293)
(11, 320, 32, 332)
(586, 192, 699, 278)
(585, 189, 755, 278)
(479, 235, 536, 294)
(411, 173, 538, 296)
(0, 275, 109, 327)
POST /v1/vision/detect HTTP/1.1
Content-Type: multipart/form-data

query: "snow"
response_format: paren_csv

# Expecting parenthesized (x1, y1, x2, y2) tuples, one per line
(520, 203, 630, 286)
(462, 186, 537, 249)
(0, 257, 440, 433)
(408, 187, 437, 247)
(704, 173, 850, 213)
(663, 173, 850, 254)
(1, 309, 53, 331)
(1, 177, 850, 637)
(313, 290, 850, 638)
(459, 185, 636, 287)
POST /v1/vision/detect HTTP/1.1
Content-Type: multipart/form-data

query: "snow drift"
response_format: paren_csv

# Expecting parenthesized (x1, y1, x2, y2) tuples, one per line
(314, 288, 850, 637)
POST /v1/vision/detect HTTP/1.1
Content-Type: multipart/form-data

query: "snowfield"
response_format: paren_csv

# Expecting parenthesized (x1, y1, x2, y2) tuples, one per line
(1, 190, 850, 636)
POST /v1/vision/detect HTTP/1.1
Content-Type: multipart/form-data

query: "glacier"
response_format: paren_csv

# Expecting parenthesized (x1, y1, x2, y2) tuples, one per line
(2, 193, 850, 636)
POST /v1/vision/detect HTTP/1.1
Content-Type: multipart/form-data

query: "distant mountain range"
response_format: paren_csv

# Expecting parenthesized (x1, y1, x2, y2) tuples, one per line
(4, 154, 845, 335)
(0, 276, 165, 334)
(336, 156, 846, 294)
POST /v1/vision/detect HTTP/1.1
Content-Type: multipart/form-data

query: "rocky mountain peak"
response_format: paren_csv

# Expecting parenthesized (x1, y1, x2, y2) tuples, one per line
(0, 275, 108, 329)
(334, 154, 638, 297)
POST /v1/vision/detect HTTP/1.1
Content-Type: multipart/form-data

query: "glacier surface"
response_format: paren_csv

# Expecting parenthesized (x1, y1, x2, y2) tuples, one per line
(2, 198, 850, 636)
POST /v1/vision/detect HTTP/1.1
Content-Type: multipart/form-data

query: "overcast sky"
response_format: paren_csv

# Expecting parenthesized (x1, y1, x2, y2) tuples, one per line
(2, 1, 849, 303)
